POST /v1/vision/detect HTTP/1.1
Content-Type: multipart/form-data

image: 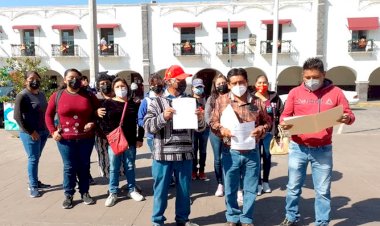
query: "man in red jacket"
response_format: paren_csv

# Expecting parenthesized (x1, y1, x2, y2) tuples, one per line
(279, 58, 355, 226)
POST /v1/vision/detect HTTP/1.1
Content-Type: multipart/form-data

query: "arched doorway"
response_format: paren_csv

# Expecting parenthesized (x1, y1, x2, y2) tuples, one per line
(193, 68, 222, 97)
(116, 70, 144, 98)
(326, 66, 356, 91)
(80, 70, 91, 82)
(44, 69, 63, 90)
(277, 66, 302, 95)
(368, 67, 380, 100)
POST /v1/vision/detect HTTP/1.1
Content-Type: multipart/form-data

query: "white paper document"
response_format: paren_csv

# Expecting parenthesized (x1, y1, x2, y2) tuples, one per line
(220, 104, 240, 131)
(172, 97, 198, 130)
(230, 121, 256, 150)
(283, 105, 343, 135)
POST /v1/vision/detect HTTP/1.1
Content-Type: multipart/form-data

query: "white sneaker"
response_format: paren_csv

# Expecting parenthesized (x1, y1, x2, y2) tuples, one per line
(262, 182, 272, 193)
(128, 190, 144, 202)
(215, 184, 224, 197)
(237, 190, 243, 203)
(105, 193, 117, 207)
(257, 185, 263, 196)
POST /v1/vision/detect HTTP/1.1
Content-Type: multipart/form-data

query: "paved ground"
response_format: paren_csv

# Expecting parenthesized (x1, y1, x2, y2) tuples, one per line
(0, 106, 379, 226)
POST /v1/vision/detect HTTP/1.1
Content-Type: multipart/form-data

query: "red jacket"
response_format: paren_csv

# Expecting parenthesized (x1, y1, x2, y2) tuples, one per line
(280, 80, 355, 147)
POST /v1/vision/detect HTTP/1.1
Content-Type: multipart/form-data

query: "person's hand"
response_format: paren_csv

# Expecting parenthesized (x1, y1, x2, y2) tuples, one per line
(220, 127, 232, 138)
(195, 107, 204, 120)
(163, 107, 175, 121)
(83, 122, 95, 132)
(30, 131, 40, 141)
(52, 130, 62, 141)
(97, 107, 106, 118)
(136, 141, 143, 148)
(337, 113, 350, 124)
(280, 121, 293, 130)
(250, 126, 265, 138)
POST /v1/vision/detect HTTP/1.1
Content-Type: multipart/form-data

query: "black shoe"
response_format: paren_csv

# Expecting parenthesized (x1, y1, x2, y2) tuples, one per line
(176, 222, 199, 226)
(62, 195, 73, 209)
(38, 181, 51, 188)
(280, 219, 297, 226)
(82, 192, 95, 205)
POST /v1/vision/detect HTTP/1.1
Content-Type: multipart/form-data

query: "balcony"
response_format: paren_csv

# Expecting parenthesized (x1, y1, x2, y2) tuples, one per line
(52, 44, 80, 57)
(348, 39, 374, 53)
(11, 44, 37, 57)
(173, 42, 203, 57)
(99, 43, 120, 56)
(260, 40, 292, 54)
(215, 41, 246, 55)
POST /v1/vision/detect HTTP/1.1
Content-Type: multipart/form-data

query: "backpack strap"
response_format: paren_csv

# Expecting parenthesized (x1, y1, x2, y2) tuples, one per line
(55, 89, 64, 129)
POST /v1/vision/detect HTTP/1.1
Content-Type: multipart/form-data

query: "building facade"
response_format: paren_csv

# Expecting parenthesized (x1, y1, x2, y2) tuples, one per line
(0, 0, 379, 100)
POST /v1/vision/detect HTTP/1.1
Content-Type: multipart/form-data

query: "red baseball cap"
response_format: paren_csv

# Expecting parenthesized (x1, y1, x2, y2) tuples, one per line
(164, 65, 192, 81)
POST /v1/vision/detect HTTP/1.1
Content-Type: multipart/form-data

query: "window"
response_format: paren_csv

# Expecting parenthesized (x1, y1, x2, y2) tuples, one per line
(266, 24, 282, 53)
(22, 29, 35, 56)
(222, 28, 238, 54)
(180, 28, 195, 55)
(100, 28, 115, 55)
(61, 30, 74, 55)
(352, 30, 368, 51)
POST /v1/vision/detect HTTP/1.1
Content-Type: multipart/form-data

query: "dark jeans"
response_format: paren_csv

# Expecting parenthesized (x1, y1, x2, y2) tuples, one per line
(209, 131, 225, 184)
(258, 132, 272, 184)
(57, 138, 95, 196)
(192, 127, 210, 173)
(19, 130, 49, 188)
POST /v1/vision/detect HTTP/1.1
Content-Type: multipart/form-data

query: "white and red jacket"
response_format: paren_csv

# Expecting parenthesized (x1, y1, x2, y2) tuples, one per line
(280, 79, 355, 147)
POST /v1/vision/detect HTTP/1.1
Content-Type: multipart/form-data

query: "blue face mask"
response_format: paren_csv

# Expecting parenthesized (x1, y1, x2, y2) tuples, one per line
(305, 79, 322, 91)
(194, 87, 204, 95)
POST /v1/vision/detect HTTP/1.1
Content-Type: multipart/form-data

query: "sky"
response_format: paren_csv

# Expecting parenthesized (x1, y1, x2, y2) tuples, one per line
(0, 0, 220, 7)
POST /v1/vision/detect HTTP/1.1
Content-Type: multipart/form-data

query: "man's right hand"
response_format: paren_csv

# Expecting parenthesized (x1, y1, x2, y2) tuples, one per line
(163, 107, 176, 121)
(280, 121, 293, 130)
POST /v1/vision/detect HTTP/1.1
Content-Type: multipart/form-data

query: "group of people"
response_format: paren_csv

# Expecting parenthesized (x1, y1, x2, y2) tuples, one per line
(14, 57, 355, 226)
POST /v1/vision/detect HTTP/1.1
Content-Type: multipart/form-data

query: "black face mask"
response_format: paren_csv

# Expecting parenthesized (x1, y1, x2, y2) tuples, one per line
(176, 80, 187, 94)
(29, 80, 41, 90)
(216, 84, 228, 94)
(100, 84, 112, 94)
(151, 85, 163, 94)
(68, 78, 81, 90)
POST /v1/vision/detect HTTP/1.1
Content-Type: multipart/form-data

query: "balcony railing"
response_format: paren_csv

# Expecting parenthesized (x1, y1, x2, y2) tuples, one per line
(173, 42, 203, 56)
(215, 41, 246, 55)
(99, 43, 120, 56)
(260, 40, 292, 54)
(11, 44, 36, 57)
(51, 44, 80, 57)
(348, 39, 374, 53)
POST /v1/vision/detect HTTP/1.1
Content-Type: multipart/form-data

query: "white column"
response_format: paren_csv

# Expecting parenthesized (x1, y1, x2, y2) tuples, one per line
(271, 0, 279, 91)
(88, 0, 99, 82)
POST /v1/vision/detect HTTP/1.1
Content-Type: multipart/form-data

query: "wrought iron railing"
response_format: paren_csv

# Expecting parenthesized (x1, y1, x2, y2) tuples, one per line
(99, 43, 119, 56)
(173, 42, 203, 56)
(260, 40, 292, 54)
(51, 44, 80, 57)
(11, 44, 36, 57)
(215, 41, 246, 55)
(348, 39, 374, 52)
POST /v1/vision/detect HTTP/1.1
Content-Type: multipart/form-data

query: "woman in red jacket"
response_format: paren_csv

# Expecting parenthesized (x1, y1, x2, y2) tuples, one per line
(45, 68, 99, 209)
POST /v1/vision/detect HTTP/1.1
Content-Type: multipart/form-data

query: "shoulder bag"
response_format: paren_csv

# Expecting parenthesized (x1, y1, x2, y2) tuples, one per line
(269, 125, 289, 155)
(107, 101, 129, 155)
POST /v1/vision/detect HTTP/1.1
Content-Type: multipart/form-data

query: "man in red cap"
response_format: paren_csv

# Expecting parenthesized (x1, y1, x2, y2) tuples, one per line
(144, 65, 206, 226)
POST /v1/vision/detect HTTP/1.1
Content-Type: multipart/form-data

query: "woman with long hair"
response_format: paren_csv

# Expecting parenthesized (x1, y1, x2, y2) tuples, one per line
(205, 74, 229, 196)
(45, 68, 99, 209)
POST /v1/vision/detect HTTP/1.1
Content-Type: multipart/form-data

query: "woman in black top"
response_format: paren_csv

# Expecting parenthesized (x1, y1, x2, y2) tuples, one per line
(98, 77, 145, 207)
(14, 71, 51, 198)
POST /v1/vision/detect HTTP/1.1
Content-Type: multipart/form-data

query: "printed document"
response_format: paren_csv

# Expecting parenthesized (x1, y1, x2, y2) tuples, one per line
(230, 121, 256, 150)
(220, 104, 240, 130)
(283, 105, 343, 135)
(172, 97, 197, 129)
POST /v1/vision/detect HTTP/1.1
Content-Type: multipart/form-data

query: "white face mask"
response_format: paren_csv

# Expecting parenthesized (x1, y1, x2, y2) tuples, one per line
(115, 88, 128, 98)
(231, 85, 247, 97)
(305, 79, 322, 91)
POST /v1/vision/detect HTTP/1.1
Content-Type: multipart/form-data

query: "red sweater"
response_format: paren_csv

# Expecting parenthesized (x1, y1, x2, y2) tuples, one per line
(280, 80, 355, 147)
(45, 89, 99, 140)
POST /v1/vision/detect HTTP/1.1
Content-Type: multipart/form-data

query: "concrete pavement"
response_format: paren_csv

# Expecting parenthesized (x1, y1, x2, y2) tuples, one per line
(0, 106, 379, 226)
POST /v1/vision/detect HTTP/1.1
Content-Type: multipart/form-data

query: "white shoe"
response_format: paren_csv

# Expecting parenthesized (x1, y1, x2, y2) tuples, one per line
(237, 190, 243, 203)
(215, 184, 224, 197)
(105, 193, 117, 207)
(257, 185, 263, 196)
(262, 182, 272, 193)
(128, 190, 144, 202)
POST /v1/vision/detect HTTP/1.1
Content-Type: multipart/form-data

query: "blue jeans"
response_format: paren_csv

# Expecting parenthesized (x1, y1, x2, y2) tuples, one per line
(285, 141, 333, 226)
(57, 138, 95, 196)
(147, 137, 154, 152)
(108, 145, 137, 194)
(209, 131, 225, 184)
(19, 130, 49, 188)
(258, 132, 272, 184)
(151, 159, 192, 225)
(192, 127, 210, 173)
(223, 149, 260, 224)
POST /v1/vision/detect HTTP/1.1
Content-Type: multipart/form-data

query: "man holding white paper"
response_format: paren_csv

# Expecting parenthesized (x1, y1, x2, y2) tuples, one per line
(209, 68, 271, 226)
(279, 58, 355, 226)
